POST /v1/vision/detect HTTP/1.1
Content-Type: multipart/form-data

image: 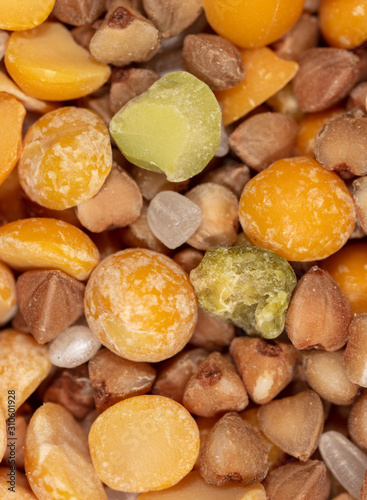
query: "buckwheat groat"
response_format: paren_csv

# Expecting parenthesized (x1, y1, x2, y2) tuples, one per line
(285, 266, 353, 351)
(182, 34, 245, 91)
(258, 390, 324, 462)
(264, 460, 330, 500)
(90, 1, 161, 66)
(230, 337, 299, 404)
(76, 164, 143, 232)
(183, 352, 249, 417)
(302, 350, 359, 405)
(53, 0, 106, 26)
(185, 183, 239, 250)
(16, 269, 85, 343)
(229, 112, 299, 172)
(143, 0, 202, 39)
(152, 348, 208, 404)
(200, 412, 268, 486)
(89, 348, 156, 412)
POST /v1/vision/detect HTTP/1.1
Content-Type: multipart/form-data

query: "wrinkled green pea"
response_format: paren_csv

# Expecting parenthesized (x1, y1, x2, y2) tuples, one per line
(190, 246, 297, 339)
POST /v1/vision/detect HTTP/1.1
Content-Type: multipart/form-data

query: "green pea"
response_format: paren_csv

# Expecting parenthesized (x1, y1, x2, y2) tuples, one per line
(110, 71, 221, 182)
(190, 246, 296, 339)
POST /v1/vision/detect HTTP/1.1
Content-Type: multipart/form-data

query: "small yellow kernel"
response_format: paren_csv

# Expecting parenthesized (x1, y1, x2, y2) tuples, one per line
(0, 329, 51, 414)
(19, 107, 112, 210)
(0, 0, 55, 31)
(5, 23, 111, 101)
(0, 93, 26, 187)
(0, 218, 100, 280)
(216, 48, 298, 126)
(89, 395, 200, 492)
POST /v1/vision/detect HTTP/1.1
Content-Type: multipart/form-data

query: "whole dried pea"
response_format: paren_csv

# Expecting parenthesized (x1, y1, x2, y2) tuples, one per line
(190, 246, 296, 339)
(258, 390, 324, 462)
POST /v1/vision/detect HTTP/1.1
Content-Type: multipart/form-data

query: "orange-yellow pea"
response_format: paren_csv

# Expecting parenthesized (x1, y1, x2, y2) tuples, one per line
(5, 23, 111, 101)
(0, 0, 55, 31)
(0, 218, 100, 280)
(19, 107, 112, 210)
(89, 395, 200, 493)
(216, 48, 298, 126)
(202, 0, 304, 49)
(0, 262, 16, 326)
(0, 467, 37, 499)
(0, 329, 51, 414)
(320, 0, 367, 49)
(0, 70, 59, 114)
(321, 241, 367, 314)
(296, 107, 344, 157)
(239, 157, 355, 262)
(0, 93, 25, 187)
(25, 403, 106, 500)
(85, 249, 198, 362)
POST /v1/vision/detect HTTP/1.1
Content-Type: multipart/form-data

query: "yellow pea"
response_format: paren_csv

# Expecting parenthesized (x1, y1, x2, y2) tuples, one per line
(0, 71, 59, 114)
(0, 262, 16, 326)
(216, 47, 298, 126)
(19, 107, 112, 210)
(0, 93, 25, 187)
(25, 403, 106, 500)
(85, 249, 198, 362)
(5, 22, 111, 101)
(0, 218, 100, 280)
(89, 395, 200, 492)
(0, 0, 55, 31)
(0, 329, 51, 414)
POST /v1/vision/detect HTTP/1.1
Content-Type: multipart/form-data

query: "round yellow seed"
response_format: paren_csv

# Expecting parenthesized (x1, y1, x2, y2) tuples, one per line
(85, 249, 198, 362)
(89, 395, 200, 492)
(19, 107, 112, 210)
